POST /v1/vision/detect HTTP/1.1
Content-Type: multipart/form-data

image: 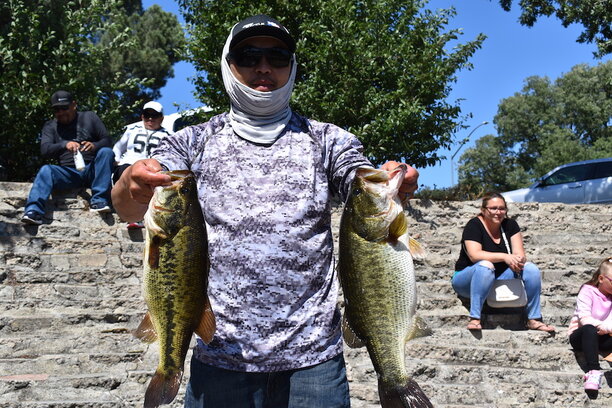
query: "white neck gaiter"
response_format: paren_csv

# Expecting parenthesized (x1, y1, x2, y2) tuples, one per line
(221, 32, 297, 145)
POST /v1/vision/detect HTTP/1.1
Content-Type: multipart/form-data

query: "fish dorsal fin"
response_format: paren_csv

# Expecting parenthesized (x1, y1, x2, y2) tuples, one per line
(406, 316, 433, 342)
(194, 296, 216, 344)
(342, 315, 365, 348)
(133, 312, 158, 343)
(408, 237, 426, 260)
(388, 211, 408, 240)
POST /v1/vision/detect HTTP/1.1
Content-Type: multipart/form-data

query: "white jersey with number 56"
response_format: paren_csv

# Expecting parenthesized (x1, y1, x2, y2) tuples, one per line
(113, 121, 173, 166)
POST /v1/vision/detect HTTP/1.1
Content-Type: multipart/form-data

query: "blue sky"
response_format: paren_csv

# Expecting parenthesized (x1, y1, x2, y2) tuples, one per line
(144, 0, 610, 189)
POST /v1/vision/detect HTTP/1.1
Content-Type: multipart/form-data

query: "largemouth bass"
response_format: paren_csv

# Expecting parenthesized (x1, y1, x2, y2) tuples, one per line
(338, 165, 433, 408)
(133, 170, 215, 408)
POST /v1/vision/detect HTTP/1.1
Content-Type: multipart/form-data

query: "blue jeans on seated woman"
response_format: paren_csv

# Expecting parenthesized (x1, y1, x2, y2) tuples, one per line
(183, 353, 350, 408)
(451, 261, 542, 320)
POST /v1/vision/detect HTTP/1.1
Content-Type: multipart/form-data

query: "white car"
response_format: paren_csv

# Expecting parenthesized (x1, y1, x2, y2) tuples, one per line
(502, 158, 612, 204)
(162, 106, 211, 133)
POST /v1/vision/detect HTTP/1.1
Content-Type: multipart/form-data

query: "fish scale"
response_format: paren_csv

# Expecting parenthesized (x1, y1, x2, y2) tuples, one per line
(344, 235, 417, 384)
(339, 165, 433, 408)
(134, 170, 215, 408)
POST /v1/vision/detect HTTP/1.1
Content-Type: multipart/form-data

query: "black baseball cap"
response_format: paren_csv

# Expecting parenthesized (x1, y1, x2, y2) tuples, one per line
(51, 90, 74, 107)
(229, 15, 296, 52)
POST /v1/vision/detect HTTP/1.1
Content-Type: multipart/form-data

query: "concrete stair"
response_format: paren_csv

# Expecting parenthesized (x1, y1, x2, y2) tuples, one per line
(1, 181, 611, 407)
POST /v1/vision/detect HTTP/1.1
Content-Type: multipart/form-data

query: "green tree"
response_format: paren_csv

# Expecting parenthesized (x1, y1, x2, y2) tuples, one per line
(178, 0, 485, 167)
(458, 61, 612, 191)
(498, 0, 612, 57)
(459, 134, 531, 192)
(0, 0, 184, 181)
(99, 4, 186, 123)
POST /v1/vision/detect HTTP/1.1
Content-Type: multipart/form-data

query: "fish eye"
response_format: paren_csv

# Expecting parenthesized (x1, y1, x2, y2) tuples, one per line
(352, 188, 362, 196)
(180, 186, 190, 195)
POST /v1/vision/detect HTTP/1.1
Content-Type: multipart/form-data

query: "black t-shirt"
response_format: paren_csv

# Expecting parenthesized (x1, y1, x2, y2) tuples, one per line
(454, 217, 521, 275)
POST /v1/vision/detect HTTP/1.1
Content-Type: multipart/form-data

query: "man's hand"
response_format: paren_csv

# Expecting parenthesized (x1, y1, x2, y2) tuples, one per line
(111, 159, 172, 222)
(122, 159, 172, 204)
(380, 160, 419, 201)
(66, 141, 80, 152)
(79, 141, 96, 152)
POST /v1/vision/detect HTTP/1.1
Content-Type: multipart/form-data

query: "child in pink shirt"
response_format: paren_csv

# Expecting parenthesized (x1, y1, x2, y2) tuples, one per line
(568, 257, 612, 392)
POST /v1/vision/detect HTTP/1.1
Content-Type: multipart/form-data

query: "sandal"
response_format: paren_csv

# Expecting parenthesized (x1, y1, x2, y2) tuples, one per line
(467, 319, 482, 331)
(527, 319, 556, 333)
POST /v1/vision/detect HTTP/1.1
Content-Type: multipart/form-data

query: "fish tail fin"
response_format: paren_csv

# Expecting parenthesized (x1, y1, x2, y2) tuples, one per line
(144, 369, 182, 408)
(378, 378, 434, 408)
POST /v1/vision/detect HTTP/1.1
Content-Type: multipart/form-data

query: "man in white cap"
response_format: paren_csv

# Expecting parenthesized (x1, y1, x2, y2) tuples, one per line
(112, 101, 172, 229)
(111, 15, 421, 407)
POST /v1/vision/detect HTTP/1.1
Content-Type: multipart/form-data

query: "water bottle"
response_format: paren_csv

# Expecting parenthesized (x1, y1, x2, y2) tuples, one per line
(74, 149, 85, 171)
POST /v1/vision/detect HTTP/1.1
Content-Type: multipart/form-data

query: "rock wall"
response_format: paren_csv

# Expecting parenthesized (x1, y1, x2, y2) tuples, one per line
(0, 182, 611, 407)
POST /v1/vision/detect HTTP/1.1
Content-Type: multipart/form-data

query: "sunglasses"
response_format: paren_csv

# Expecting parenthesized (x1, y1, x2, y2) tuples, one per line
(143, 111, 162, 120)
(53, 106, 70, 112)
(227, 46, 292, 68)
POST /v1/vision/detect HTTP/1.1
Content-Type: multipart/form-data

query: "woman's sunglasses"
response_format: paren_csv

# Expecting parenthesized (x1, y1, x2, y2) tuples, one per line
(227, 46, 292, 68)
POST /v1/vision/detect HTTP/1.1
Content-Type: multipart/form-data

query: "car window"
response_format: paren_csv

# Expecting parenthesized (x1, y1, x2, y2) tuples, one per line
(594, 161, 612, 179)
(542, 163, 596, 186)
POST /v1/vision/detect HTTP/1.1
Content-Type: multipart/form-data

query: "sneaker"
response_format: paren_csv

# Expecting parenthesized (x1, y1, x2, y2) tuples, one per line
(90, 203, 111, 213)
(584, 369, 603, 391)
(21, 211, 43, 225)
(127, 221, 144, 230)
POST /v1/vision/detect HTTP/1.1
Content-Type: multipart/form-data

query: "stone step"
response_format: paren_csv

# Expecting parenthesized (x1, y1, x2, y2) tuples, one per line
(417, 293, 577, 312)
(346, 357, 612, 407)
(1, 185, 611, 408)
(418, 278, 583, 299)
(0, 351, 192, 408)
(1, 250, 141, 272)
(0, 330, 144, 359)
(3, 266, 140, 284)
(0, 309, 143, 336)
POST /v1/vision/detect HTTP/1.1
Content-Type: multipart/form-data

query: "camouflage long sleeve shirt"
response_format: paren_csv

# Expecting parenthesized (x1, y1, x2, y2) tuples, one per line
(152, 111, 372, 372)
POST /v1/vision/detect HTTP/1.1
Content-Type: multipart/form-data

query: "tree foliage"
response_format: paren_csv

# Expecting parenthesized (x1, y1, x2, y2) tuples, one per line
(498, 0, 612, 57)
(0, 0, 185, 181)
(458, 61, 612, 192)
(178, 0, 485, 167)
(99, 3, 186, 116)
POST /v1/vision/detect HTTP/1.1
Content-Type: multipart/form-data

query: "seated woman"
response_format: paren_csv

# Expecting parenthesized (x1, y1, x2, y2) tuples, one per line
(451, 192, 555, 332)
(567, 257, 612, 392)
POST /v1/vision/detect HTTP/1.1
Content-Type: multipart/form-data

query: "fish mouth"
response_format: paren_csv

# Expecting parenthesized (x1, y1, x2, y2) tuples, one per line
(356, 165, 406, 219)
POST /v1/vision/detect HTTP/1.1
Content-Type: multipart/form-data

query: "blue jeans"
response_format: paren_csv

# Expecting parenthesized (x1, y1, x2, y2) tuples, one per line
(25, 147, 114, 214)
(183, 354, 350, 408)
(451, 261, 543, 319)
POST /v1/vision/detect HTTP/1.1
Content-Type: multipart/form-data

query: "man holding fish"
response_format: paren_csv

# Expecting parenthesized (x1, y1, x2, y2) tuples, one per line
(112, 14, 429, 408)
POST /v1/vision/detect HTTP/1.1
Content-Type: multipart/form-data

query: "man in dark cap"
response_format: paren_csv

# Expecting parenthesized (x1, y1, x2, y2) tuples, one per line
(112, 15, 420, 407)
(21, 90, 115, 225)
